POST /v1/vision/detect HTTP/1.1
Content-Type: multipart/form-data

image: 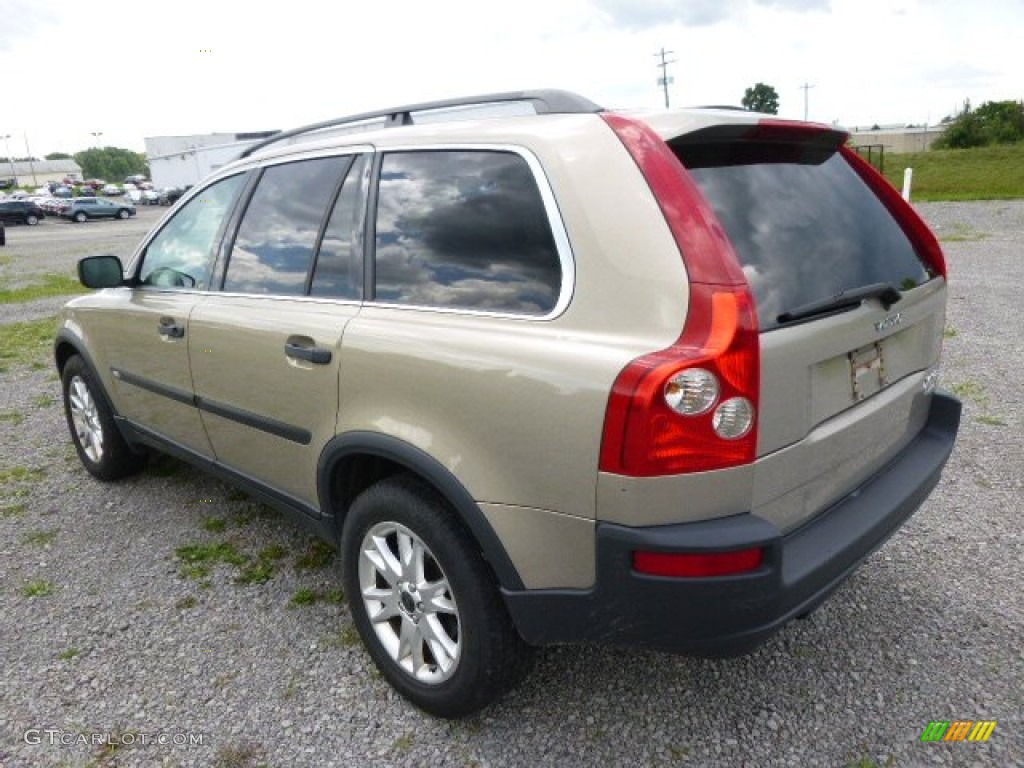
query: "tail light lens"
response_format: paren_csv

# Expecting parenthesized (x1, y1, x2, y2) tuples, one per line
(600, 114, 760, 476)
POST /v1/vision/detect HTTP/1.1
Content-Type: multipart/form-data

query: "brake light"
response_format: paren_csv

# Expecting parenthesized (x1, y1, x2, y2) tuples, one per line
(633, 547, 764, 578)
(600, 114, 760, 476)
(841, 146, 947, 279)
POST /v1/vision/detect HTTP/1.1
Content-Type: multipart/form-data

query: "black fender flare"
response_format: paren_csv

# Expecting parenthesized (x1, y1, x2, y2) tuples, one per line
(318, 431, 525, 591)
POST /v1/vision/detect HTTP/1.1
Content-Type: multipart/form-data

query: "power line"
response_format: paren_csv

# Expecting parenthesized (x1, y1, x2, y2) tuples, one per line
(654, 48, 677, 108)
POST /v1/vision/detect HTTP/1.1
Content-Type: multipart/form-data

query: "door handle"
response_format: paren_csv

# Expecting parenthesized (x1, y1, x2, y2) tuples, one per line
(158, 318, 185, 338)
(285, 341, 332, 365)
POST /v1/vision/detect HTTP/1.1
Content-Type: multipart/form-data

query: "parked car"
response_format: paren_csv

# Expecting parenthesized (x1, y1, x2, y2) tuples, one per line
(124, 189, 143, 204)
(77, 187, 96, 198)
(56, 89, 960, 718)
(60, 197, 135, 222)
(123, 174, 148, 186)
(158, 186, 186, 205)
(140, 189, 161, 205)
(0, 200, 46, 225)
(83, 179, 106, 190)
(0, 220, 5, 245)
(100, 184, 123, 196)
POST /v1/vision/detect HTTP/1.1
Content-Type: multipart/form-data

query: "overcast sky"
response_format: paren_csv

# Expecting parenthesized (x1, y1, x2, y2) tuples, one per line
(2, 0, 1020, 158)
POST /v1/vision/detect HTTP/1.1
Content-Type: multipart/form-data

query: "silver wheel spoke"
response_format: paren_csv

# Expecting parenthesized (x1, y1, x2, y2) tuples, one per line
(421, 614, 458, 671)
(420, 581, 456, 614)
(364, 535, 403, 586)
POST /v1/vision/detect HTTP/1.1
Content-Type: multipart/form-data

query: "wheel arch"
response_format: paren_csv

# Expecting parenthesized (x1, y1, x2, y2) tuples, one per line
(319, 432, 526, 591)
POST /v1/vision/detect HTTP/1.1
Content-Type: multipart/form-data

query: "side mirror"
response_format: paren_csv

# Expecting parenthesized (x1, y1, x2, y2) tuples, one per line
(78, 255, 125, 289)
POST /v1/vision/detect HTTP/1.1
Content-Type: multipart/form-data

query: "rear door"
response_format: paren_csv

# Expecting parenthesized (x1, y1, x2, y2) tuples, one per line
(669, 127, 947, 532)
(188, 151, 370, 510)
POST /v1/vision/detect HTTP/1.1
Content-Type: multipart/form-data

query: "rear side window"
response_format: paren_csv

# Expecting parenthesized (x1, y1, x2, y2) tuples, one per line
(373, 150, 561, 314)
(674, 142, 932, 331)
(224, 156, 349, 295)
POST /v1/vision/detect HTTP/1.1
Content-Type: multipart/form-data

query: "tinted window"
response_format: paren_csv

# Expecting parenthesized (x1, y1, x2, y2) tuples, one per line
(139, 174, 245, 290)
(223, 157, 348, 295)
(675, 142, 932, 331)
(310, 154, 367, 299)
(374, 150, 561, 314)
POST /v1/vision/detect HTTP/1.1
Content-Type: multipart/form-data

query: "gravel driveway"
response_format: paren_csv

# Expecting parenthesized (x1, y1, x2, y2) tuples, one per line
(0, 202, 1021, 768)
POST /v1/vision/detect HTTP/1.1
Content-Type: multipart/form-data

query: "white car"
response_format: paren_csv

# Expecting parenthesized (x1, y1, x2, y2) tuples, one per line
(101, 184, 123, 196)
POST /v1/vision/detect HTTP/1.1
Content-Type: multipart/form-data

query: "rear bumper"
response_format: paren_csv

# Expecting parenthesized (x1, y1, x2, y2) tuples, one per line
(503, 392, 961, 655)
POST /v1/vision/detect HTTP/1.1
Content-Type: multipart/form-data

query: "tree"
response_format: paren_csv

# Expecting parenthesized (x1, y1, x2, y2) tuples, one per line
(73, 147, 149, 180)
(934, 99, 1024, 149)
(45, 152, 73, 160)
(741, 83, 779, 114)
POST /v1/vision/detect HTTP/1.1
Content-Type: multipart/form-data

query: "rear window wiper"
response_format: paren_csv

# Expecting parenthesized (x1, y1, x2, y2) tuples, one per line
(777, 282, 902, 325)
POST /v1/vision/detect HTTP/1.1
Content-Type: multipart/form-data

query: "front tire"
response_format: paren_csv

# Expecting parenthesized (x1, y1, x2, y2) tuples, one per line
(118, 209, 130, 219)
(341, 475, 534, 718)
(61, 355, 146, 480)
(26, 214, 39, 225)
(73, 211, 87, 223)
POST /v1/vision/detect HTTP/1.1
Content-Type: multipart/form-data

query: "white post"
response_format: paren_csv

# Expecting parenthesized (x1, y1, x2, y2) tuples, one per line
(902, 167, 913, 201)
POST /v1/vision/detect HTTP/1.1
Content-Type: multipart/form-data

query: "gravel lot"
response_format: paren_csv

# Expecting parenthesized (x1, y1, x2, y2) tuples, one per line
(0, 202, 1021, 768)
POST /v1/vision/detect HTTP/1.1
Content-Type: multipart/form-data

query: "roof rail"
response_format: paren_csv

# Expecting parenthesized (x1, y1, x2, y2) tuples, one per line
(238, 89, 604, 159)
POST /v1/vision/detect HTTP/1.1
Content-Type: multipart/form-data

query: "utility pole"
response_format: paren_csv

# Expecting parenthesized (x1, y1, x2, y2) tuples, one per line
(23, 134, 37, 187)
(1, 134, 15, 185)
(654, 48, 677, 108)
(800, 82, 816, 121)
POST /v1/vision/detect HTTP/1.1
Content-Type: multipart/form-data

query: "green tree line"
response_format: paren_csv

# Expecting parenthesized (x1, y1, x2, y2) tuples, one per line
(935, 100, 1024, 149)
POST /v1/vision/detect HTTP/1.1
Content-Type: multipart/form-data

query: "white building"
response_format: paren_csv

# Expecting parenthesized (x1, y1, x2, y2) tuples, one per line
(144, 131, 277, 189)
(2, 159, 83, 187)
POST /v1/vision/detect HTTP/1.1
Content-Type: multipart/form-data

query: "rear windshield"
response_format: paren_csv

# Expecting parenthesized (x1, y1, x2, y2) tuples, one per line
(673, 141, 933, 331)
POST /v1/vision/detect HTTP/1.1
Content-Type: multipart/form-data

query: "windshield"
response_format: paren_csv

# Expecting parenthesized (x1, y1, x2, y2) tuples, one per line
(673, 141, 933, 331)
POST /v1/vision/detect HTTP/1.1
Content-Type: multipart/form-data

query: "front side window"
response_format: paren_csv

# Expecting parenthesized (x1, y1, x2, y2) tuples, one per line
(138, 174, 245, 290)
(373, 150, 562, 314)
(223, 156, 349, 295)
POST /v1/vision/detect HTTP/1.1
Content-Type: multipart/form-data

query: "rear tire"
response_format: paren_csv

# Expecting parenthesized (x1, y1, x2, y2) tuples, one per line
(341, 474, 534, 718)
(61, 355, 147, 480)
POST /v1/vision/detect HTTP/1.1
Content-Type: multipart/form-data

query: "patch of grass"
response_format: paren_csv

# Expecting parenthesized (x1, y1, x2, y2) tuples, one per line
(175, 595, 199, 610)
(0, 273, 89, 304)
(59, 647, 80, 660)
(294, 539, 336, 571)
(34, 394, 56, 408)
(176, 541, 247, 581)
(259, 543, 288, 561)
(937, 224, 990, 242)
(392, 733, 415, 753)
(943, 326, 958, 338)
(290, 587, 344, 607)
(0, 410, 24, 426)
(290, 587, 319, 606)
(0, 465, 46, 485)
(22, 528, 58, 547)
(950, 379, 987, 404)
(976, 415, 1007, 427)
(0, 315, 58, 371)
(201, 517, 227, 533)
(212, 741, 268, 768)
(23, 579, 55, 597)
(880, 142, 1024, 201)
(1, 502, 28, 517)
(340, 625, 361, 647)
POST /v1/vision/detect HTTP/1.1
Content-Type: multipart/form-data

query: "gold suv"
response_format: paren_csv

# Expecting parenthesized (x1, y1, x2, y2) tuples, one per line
(56, 90, 961, 717)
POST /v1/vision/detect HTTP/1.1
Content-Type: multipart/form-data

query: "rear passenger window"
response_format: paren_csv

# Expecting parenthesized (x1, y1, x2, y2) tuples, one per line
(373, 150, 562, 314)
(223, 156, 349, 295)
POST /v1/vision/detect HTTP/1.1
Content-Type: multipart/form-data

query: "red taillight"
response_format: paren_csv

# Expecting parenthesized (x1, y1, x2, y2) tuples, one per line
(633, 547, 765, 578)
(599, 114, 760, 476)
(840, 145, 947, 279)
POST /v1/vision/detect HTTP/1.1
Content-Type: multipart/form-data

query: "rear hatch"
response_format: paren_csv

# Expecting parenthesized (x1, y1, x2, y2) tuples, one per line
(654, 115, 948, 532)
